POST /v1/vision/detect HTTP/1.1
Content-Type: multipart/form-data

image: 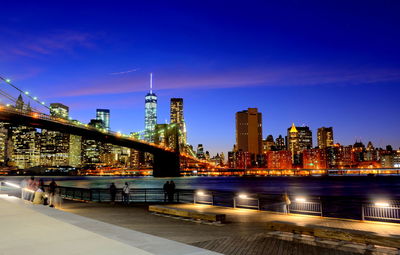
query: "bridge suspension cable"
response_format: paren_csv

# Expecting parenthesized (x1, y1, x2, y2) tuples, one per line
(0, 75, 50, 111)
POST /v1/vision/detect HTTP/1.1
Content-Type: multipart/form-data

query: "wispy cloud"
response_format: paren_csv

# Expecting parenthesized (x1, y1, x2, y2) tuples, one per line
(50, 65, 400, 98)
(0, 30, 96, 59)
(109, 68, 139, 75)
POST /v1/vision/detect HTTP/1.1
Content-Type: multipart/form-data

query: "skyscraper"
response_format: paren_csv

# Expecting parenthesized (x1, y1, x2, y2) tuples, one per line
(275, 135, 285, 151)
(144, 73, 157, 142)
(287, 124, 312, 164)
(235, 108, 262, 155)
(317, 127, 333, 149)
(50, 103, 69, 119)
(170, 98, 186, 146)
(96, 109, 110, 131)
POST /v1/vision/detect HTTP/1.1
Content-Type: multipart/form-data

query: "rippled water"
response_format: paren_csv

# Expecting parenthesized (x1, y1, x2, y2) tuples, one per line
(2, 175, 400, 199)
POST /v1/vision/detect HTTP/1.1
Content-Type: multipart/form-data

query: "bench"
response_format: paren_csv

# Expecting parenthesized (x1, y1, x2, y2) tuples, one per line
(149, 205, 226, 223)
(265, 221, 400, 249)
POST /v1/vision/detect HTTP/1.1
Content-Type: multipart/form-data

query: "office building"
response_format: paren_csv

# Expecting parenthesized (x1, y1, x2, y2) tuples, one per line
(287, 124, 312, 164)
(10, 125, 40, 169)
(303, 148, 327, 169)
(235, 108, 262, 155)
(196, 144, 205, 159)
(170, 98, 187, 147)
(154, 123, 178, 150)
(39, 129, 70, 166)
(50, 103, 69, 119)
(69, 134, 82, 167)
(317, 127, 333, 149)
(275, 135, 285, 151)
(265, 150, 292, 169)
(96, 109, 110, 131)
(262, 135, 275, 153)
(144, 73, 157, 142)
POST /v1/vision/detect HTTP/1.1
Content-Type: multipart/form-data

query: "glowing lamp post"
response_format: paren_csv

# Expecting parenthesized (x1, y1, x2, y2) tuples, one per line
(234, 193, 260, 210)
(194, 190, 214, 205)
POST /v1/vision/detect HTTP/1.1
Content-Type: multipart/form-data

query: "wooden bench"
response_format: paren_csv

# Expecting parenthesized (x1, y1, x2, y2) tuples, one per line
(149, 205, 226, 223)
(266, 221, 400, 249)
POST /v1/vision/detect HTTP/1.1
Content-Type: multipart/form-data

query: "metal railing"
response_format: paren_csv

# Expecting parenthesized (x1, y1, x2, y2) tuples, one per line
(56, 186, 194, 204)
(288, 200, 323, 217)
(233, 194, 260, 210)
(362, 203, 400, 222)
(194, 191, 214, 205)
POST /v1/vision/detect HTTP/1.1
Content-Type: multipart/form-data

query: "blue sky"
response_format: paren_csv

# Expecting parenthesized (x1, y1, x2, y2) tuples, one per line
(0, 1, 399, 155)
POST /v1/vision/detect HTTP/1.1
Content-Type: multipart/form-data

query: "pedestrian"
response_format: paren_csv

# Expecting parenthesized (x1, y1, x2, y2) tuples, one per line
(282, 192, 291, 214)
(122, 182, 130, 205)
(163, 181, 170, 202)
(39, 179, 45, 192)
(32, 187, 46, 205)
(109, 183, 117, 204)
(48, 179, 57, 207)
(168, 180, 176, 202)
(27, 176, 36, 202)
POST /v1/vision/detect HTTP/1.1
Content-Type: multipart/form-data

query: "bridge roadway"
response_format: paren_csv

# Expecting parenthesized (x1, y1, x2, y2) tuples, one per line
(0, 106, 180, 177)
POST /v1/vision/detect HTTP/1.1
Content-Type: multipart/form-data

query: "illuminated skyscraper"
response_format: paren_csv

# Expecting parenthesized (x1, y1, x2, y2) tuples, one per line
(50, 103, 69, 119)
(145, 73, 157, 142)
(170, 98, 186, 146)
(96, 109, 110, 131)
(287, 124, 312, 164)
(235, 108, 262, 155)
(170, 98, 183, 123)
(317, 127, 333, 149)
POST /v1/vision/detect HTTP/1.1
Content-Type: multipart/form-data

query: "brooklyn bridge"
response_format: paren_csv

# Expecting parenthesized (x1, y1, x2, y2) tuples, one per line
(0, 76, 213, 177)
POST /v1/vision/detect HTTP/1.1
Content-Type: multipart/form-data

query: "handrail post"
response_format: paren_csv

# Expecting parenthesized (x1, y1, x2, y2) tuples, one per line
(362, 204, 365, 221)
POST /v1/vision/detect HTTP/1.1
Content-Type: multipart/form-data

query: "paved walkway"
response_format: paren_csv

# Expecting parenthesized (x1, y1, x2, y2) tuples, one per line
(0, 195, 218, 255)
(58, 201, 384, 255)
(168, 203, 400, 237)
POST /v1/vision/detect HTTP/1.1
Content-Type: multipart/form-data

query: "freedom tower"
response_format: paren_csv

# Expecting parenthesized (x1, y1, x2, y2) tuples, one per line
(144, 73, 157, 142)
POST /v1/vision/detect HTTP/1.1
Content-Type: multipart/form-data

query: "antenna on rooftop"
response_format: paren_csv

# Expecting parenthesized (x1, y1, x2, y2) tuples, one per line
(150, 73, 153, 93)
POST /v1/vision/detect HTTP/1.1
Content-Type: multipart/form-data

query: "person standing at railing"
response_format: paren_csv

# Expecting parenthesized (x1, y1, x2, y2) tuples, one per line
(163, 181, 170, 202)
(282, 192, 291, 214)
(109, 183, 117, 204)
(168, 181, 176, 203)
(48, 179, 57, 208)
(122, 182, 130, 205)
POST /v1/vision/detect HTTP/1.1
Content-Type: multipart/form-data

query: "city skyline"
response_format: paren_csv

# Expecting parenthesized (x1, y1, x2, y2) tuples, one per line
(1, 1, 400, 155)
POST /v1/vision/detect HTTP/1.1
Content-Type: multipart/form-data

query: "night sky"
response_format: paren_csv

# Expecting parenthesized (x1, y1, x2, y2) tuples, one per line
(1, 1, 399, 155)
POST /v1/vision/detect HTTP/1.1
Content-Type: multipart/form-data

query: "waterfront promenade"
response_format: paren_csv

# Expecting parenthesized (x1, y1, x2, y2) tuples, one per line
(59, 200, 400, 254)
(0, 194, 218, 255)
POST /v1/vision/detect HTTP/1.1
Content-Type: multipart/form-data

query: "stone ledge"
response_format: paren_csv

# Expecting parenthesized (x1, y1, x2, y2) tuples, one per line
(149, 205, 226, 223)
(265, 221, 400, 249)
